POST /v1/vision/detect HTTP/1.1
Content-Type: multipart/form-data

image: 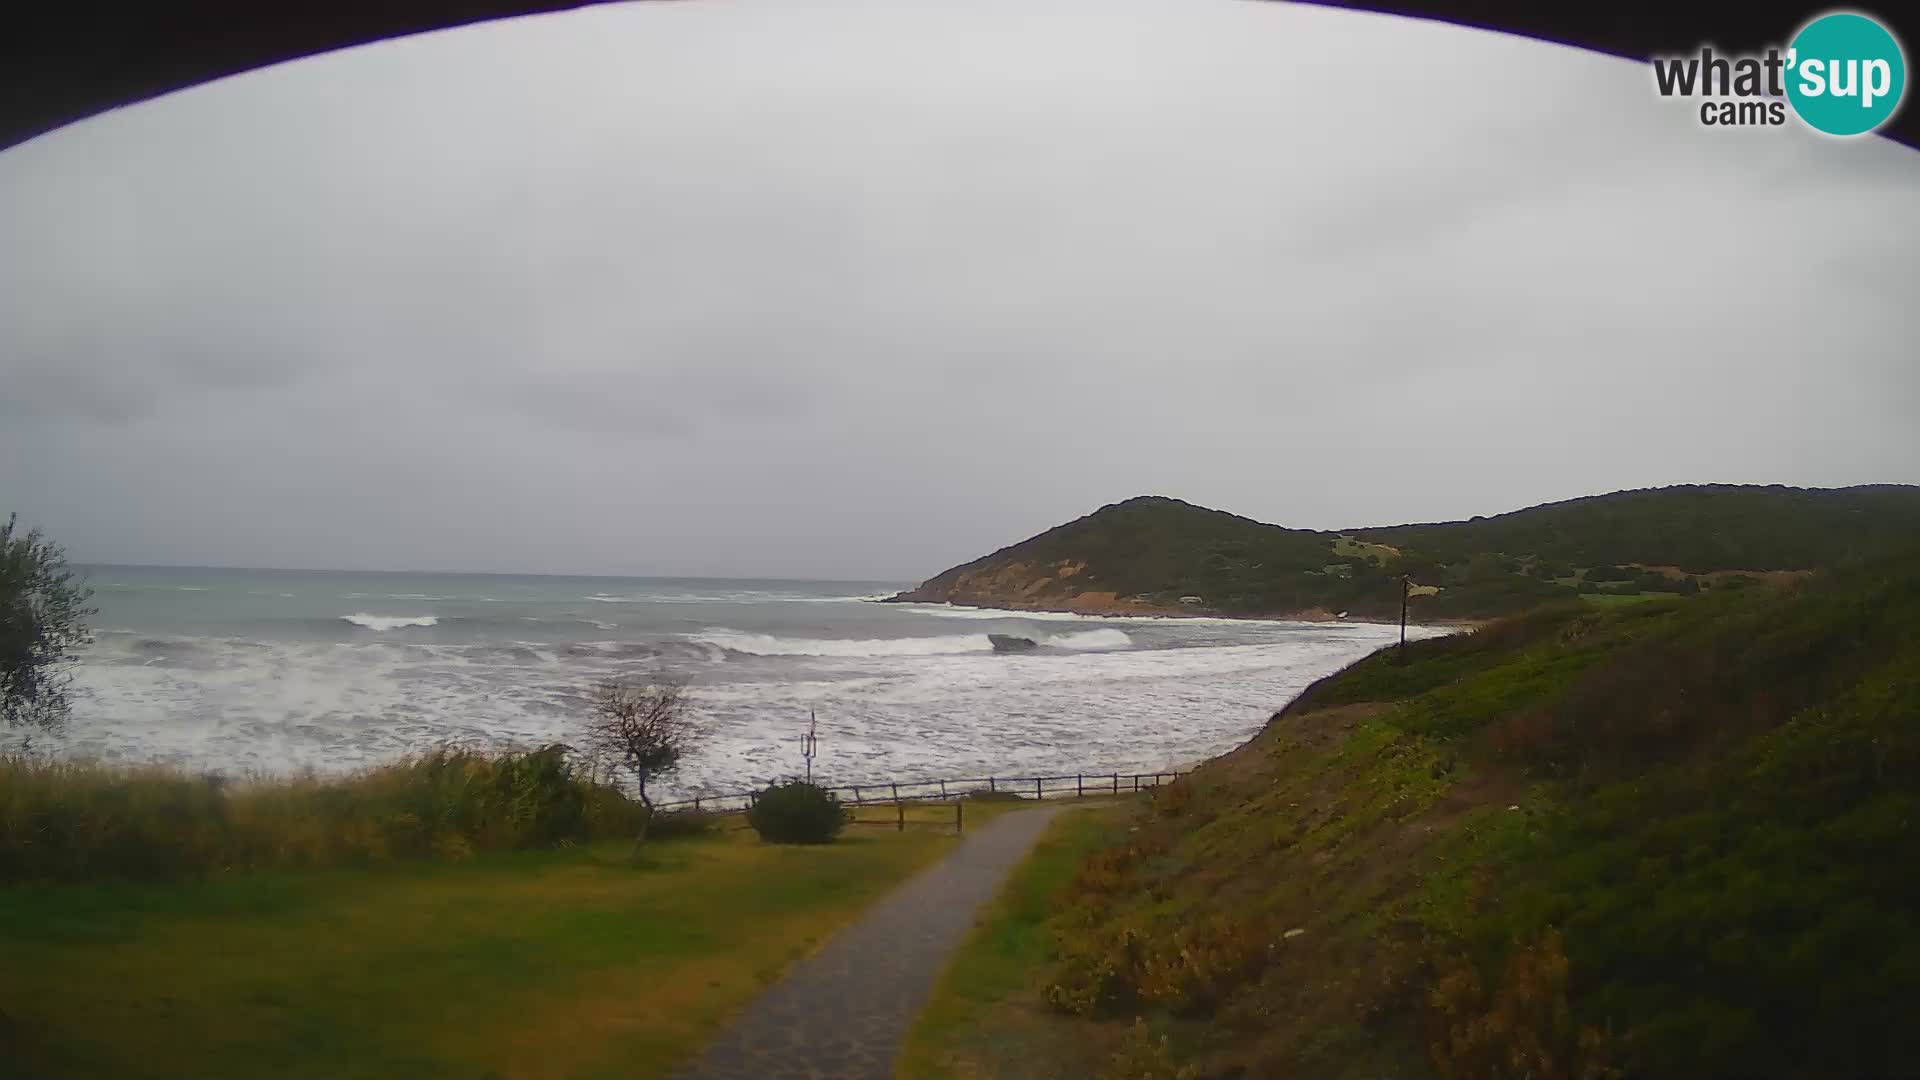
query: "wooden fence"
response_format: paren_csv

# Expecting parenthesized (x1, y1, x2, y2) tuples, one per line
(652, 769, 1187, 832)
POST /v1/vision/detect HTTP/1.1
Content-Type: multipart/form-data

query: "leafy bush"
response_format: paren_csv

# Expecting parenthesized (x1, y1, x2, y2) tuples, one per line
(746, 780, 845, 844)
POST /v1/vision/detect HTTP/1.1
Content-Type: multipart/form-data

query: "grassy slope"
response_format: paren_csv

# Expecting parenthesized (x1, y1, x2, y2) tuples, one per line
(1022, 555, 1919, 1079)
(0, 824, 959, 1080)
(893, 485, 1920, 622)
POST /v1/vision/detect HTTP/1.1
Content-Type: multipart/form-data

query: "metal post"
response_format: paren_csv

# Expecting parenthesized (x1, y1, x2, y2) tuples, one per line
(891, 782, 900, 802)
(1112, 772, 1119, 794)
(1035, 777, 1042, 800)
(1133, 774, 1140, 792)
(989, 777, 996, 793)
(694, 797, 702, 812)
(939, 779, 948, 798)
(897, 801, 905, 832)
(1077, 774, 1084, 797)
(1398, 575, 1409, 665)
(956, 800, 963, 834)
(802, 709, 818, 783)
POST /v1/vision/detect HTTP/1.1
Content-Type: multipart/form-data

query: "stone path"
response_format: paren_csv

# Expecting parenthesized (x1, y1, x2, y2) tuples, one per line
(667, 805, 1065, 1080)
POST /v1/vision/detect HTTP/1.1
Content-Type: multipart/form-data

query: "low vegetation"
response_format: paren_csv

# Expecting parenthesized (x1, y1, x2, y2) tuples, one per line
(747, 780, 846, 844)
(929, 554, 1917, 1079)
(0, 745, 647, 879)
(891, 484, 1920, 620)
(0, 822, 958, 1080)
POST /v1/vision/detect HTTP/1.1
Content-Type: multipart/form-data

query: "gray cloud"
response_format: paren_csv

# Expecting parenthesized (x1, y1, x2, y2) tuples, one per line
(0, 0, 1916, 579)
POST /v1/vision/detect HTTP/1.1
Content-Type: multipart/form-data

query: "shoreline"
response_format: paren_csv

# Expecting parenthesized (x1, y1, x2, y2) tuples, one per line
(877, 593, 1482, 630)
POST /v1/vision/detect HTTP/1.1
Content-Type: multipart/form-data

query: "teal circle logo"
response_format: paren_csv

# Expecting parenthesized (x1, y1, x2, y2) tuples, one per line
(1786, 12, 1907, 136)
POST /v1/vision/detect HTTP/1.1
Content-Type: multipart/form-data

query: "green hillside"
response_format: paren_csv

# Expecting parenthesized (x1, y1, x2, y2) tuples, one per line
(1020, 554, 1919, 1079)
(890, 485, 1920, 620)
(1359, 483, 1920, 574)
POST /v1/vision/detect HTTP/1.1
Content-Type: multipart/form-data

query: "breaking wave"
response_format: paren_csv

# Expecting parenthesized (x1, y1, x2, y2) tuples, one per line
(341, 614, 440, 631)
(688, 627, 1132, 657)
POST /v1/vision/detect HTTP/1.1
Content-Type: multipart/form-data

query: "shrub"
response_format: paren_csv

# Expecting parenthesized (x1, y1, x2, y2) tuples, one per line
(746, 781, 845, 844)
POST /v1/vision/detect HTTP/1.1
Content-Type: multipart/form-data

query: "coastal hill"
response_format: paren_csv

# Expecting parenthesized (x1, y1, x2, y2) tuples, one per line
(1020, 548, 1920, 1080)
(887, 484, 1920, 620)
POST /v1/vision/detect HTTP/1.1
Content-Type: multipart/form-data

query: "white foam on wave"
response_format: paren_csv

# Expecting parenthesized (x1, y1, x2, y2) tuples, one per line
(579, 618, 618, 631)
(33, 614, 1456, 798)
(341, 613, 439, 631)
(1047, 628, 1133, 650)
(688, 627, 1133, 658)
(385, 594, 450, 601)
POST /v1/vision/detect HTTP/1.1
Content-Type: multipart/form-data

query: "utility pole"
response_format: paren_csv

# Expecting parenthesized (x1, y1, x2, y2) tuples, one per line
(1397, 574, 1410, 665)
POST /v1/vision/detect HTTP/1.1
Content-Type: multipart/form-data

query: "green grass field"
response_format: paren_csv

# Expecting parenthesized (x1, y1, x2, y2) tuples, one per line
(0, 820, 960, 1080)
(897, 805, 1125, 1080)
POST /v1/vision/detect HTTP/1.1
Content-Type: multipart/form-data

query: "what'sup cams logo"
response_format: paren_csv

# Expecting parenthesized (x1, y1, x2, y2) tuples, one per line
(1652, 10, 1907, 135)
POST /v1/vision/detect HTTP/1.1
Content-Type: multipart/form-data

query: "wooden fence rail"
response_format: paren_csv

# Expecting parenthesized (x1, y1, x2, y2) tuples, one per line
(652, 768, 1188, 819)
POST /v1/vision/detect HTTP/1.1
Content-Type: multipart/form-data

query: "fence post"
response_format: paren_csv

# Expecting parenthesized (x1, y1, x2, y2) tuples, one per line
(897, 800, 905, 832)
(989, 777, 996, 793)
(1035, 776, 1042, 800)
(1133, 774, 1140, 792)
(852, 785, 861, 803)
(891, 782, 900, 803)
(956, 800, 963, 834)
(1112, 772, 1119, 794)
(1077, 774, 1084, 797)
(693, 797, 702, 812)
(939, 779, 948, 798)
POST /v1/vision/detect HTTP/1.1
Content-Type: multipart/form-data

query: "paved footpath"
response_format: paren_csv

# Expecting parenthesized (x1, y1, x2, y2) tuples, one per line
(668, 805, 1065, 1080)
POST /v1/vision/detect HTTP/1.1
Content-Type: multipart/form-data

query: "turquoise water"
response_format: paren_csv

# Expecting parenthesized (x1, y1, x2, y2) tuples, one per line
(17, 564, 1445, 797)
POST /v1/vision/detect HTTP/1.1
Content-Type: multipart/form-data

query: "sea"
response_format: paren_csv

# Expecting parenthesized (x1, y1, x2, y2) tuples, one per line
(8, 565, 1451, 799)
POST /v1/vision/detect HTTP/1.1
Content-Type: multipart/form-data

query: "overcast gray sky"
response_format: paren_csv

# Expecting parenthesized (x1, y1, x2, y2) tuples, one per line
(2, 0, 1916, 580)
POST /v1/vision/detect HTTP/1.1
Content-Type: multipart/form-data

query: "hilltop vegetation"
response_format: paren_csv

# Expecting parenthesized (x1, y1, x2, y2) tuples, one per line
(999, 554, 1919, 1080)
(890, 484, 1920, 621)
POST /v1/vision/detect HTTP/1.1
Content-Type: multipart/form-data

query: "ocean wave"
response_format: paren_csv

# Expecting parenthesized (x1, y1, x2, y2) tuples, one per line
(385, 594, 451, 601)
(1047, 629, 1133, 650)
(578, 618, 618, 631)
(341, 614, 439, 631)
(687, 627, 1132, 658)
(895, 602, 1329, 627)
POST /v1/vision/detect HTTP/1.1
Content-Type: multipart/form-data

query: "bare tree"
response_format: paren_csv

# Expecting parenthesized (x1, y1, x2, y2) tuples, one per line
(583, 672, 702, 850)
